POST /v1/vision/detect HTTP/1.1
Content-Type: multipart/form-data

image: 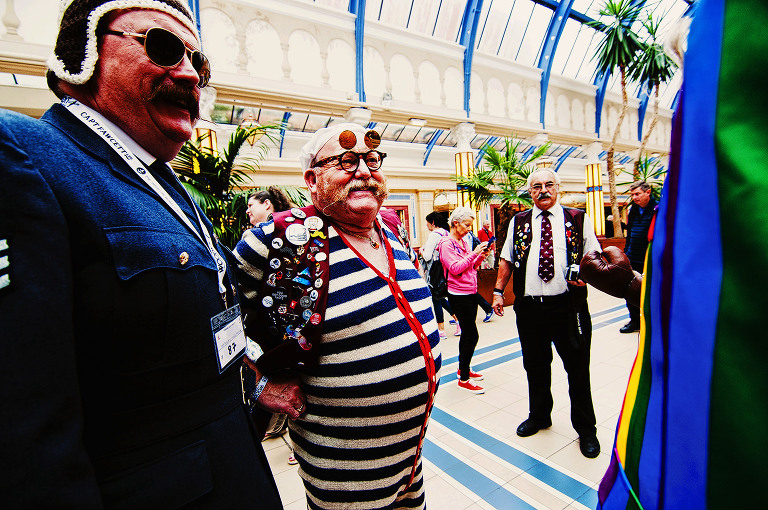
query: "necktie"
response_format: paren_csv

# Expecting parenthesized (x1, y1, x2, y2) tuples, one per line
(538, 210, 554, 282)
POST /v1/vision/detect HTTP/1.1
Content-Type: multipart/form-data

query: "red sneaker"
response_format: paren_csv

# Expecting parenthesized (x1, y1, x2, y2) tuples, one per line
(457, 369, 483, 381)
(457, 379, 485, 394)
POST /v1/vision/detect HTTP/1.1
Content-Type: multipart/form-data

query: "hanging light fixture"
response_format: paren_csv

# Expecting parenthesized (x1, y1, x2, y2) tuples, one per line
(537, 157, 554, 168)
(455, 151, 474, 210)
(585, 163, 606, 236)
(239, 109, 263, 146)
(193, 118, 218, 157)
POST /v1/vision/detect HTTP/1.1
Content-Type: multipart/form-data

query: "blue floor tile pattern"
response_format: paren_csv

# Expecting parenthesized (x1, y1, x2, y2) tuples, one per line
(425, 303, 629, 509)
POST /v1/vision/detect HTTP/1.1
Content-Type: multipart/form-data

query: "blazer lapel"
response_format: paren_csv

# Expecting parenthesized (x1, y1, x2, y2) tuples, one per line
(43, 104, 160, 196)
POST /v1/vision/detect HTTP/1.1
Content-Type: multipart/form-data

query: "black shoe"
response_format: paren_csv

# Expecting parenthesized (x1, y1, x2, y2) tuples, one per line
(516, 418, 552, 437)
(619, 321, 639, 333)
(579, 435, 600, 458)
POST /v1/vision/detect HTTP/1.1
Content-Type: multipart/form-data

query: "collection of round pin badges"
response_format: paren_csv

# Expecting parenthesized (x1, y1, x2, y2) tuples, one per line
(261, 207, 329, 351)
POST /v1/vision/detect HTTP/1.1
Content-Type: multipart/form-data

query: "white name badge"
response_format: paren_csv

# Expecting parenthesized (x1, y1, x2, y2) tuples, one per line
(211, 304, 247, 373)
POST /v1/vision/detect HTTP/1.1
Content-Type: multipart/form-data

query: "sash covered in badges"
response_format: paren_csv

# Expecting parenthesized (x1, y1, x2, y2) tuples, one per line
(252, 205, 330, 374)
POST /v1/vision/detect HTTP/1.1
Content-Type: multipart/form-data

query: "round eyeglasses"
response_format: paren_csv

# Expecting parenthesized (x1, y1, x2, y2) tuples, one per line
(101, 27, 211, 88)
(313, 150, 387, 173)
(530, 182, 557, 193)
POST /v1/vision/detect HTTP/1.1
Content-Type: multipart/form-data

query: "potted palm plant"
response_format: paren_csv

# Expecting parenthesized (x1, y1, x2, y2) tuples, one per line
(171, 124, 307, 249)
(628, 12, 678, 177)
(588, 0, 644, 239)
(454, 136, 550, 304)
(618, 154, 667, 203)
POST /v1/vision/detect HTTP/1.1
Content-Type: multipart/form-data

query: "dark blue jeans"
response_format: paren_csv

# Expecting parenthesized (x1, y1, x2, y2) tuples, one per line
(431, 296, 454, 323)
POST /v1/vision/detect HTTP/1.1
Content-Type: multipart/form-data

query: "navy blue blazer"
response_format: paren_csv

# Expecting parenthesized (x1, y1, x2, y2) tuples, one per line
(0, 105, 282, 509)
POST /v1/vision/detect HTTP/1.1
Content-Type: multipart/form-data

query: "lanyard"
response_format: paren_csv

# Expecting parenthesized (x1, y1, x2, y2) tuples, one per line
(62, 97, 227, 294)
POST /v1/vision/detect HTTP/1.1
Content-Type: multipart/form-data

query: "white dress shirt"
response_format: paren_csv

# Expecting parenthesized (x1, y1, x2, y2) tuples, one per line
(500, 203, 600, 297)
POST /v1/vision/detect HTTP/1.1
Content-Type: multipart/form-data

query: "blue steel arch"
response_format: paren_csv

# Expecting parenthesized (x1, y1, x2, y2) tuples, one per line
(537, 0, 575, 127)
(278, 112, 292, 157)
(423, 130, 445, 166)
(458, 0, 484, 116)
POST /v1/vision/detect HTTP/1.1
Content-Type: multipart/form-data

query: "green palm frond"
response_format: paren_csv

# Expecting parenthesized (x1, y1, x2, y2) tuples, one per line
(453, 136, 550, 210)
(627, 14, 678, 92)
(170, 124, 285, 249)
(587, 0, 644, 75)
(618, 155, 667, 203)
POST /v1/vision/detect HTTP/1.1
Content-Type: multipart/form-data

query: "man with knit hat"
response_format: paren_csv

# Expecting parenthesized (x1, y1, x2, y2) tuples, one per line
(234, 123, 441, 509)
(0, 1, 284, 507)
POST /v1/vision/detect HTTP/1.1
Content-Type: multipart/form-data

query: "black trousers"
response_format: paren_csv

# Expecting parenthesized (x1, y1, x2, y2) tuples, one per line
(448, 293, 479, 380)
(625, 258, 644, 325)
(514, 296, 597, 437)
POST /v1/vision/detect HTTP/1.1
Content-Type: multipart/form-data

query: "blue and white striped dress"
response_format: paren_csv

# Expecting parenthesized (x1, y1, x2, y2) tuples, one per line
(235, 219, 441, 510)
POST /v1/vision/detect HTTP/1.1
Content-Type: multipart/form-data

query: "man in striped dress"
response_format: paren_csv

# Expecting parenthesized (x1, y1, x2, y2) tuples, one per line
(234, 123, 441, 509)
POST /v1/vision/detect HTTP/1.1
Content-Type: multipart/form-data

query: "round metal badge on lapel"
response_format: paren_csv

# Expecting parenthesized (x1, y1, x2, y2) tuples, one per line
(178, 252, 189, 266)
(304, 216, 323, 231)
(290, 208, 307, 219)
(286, 223, 310, 245)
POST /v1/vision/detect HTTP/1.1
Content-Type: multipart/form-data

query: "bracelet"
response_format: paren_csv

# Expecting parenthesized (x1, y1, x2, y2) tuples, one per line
(252, 375, 269, 402)
(493, 287, 505, 295)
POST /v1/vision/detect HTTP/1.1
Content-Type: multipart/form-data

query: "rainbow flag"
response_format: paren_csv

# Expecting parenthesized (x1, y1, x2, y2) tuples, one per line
(597, 0, 768, 508)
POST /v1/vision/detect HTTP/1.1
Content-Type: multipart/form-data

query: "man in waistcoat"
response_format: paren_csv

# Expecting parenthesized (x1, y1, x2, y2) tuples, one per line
(619, 180, 657, 333)
(0, 1, 283, 507)
(491, 168, 602, 459)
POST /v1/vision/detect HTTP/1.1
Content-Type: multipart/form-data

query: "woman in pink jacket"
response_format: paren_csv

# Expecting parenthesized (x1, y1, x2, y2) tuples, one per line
(438, 207, 491, 394)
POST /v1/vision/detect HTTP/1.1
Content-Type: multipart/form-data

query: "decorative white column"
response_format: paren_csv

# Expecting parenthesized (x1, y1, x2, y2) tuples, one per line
(2, 0, 22, 41)
(452, 122, 475, 211)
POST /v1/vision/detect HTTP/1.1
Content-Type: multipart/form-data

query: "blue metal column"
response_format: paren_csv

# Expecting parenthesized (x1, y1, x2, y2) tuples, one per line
(349, 0, 367, 102)
(537, 0, 575, 128)
(187, 0, 201, 36)
(637, 87, 649, 140)
(457, 0, 484, 116)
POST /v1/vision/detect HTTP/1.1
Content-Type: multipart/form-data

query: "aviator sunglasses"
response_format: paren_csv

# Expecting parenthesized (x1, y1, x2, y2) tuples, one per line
(101, 27, 211, 88)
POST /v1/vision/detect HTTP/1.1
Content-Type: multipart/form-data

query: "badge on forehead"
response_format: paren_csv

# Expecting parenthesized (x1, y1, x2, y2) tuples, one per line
(338, 130, 357, 149)
(364, 130, 381, 149)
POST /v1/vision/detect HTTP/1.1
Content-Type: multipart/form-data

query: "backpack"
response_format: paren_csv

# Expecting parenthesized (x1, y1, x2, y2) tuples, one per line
(426, 243, 448, 299)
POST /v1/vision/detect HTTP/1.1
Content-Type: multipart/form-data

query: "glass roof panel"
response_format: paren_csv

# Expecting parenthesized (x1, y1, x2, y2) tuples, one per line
(408, 0, 443, 33)
(498, 0, 535, 61)
(377, 0, 412, 26)
(433, 0, 469, 42)
(394, 124, 423, 142)
(551, 18, 603, 82)
(516, 3, 554, 67)
(476, 0, 516, 56)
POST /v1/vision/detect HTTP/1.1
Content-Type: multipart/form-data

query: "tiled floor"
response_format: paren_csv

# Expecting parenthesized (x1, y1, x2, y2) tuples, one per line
(262, 288, 637, 509)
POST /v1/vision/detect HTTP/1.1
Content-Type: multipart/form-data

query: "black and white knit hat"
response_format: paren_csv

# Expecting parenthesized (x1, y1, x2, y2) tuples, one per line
(47, 0, 199, 86)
